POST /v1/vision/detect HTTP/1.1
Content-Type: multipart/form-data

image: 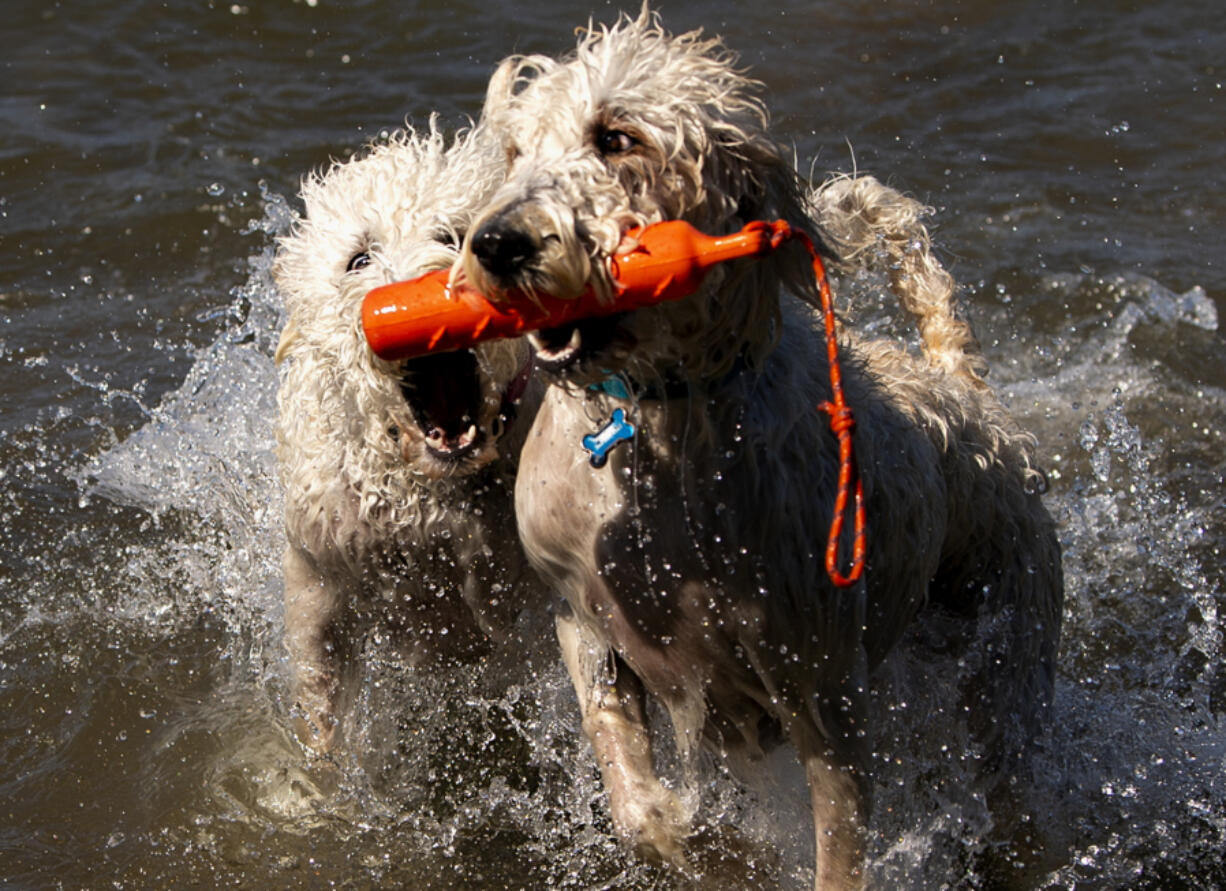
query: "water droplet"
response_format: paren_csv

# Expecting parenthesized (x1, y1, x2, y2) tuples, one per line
(1078, 420, 1099, 451)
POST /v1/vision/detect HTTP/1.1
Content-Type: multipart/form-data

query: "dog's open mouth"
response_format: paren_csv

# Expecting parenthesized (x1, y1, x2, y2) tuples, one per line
(529, 313, 627, 374)
(398, 349, 486, 460)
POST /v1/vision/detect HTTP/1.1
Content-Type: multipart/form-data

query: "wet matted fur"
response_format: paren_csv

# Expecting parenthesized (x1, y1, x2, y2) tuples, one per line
(457, 10, 1062, 888)
(274, 122, 541, 752)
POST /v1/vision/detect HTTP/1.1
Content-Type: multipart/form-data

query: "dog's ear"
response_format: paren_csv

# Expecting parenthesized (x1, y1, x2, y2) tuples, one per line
(479, 54, 555, 125)
(480, 56, 521, 124)
(716, 137, 805, 225)
(274, 319, 300, 366)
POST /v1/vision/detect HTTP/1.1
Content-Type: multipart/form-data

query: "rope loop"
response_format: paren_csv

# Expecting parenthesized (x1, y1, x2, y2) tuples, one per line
(786, 226, 868, 588)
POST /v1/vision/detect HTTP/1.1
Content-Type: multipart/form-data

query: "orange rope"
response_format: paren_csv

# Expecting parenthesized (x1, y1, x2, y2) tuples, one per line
(768, 223, 867, 587)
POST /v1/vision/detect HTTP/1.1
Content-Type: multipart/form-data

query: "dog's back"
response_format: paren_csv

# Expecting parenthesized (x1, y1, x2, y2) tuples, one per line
(812, 174, 1063, 768)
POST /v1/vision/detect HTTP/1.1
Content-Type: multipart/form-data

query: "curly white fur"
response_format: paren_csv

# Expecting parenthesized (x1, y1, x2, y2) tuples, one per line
(459, 11, 812, 388)
(459, 10, 1062, 888)
(274, 121, 541, 751)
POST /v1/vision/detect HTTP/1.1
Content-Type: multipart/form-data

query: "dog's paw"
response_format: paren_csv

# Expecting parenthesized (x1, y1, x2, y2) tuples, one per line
(292, 710, 339, 755)
(612, 780, 692, 867)
(253, 763, 330, 821)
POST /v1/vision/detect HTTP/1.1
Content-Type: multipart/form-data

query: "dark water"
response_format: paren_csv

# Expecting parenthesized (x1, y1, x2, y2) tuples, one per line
(2, 1, 1223, 887)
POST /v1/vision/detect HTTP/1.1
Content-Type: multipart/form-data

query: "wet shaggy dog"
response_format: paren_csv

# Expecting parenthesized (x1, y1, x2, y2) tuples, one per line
(274, 122, 540, 752)
(457, 11, 1063, 888)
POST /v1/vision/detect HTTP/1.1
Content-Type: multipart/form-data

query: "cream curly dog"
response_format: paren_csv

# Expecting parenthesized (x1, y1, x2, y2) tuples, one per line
(457, 11, 1062, 887)
(274, 121, 540, 752)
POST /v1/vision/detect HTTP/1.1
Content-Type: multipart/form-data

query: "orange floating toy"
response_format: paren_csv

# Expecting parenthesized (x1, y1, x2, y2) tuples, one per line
(361, 219, 788, 361)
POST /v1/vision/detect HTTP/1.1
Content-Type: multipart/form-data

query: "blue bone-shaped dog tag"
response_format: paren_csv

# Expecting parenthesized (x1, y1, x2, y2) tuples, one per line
(581, 408, 635, 468)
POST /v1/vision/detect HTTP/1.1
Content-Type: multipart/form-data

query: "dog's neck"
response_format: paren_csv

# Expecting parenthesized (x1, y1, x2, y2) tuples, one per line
(587, 371, 691, 402)
(587, 351, 752, 403)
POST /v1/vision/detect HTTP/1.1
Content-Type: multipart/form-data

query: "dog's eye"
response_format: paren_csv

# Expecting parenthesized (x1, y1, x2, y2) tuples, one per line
(596, 129, 637, 156)
(346, 251, 372, 273)
(434, 229, 464, 248)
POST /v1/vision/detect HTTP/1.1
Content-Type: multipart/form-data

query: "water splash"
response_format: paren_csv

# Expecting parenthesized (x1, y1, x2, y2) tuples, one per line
(816, 265, 1226, 887)
(1002, 275, 1225, 888)
(41, 206, 1226, 888)
(68, 194, 674, 888)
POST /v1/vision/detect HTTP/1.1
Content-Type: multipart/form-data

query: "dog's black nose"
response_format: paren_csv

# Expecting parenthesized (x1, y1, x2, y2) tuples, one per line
(471, 218, 537, 279)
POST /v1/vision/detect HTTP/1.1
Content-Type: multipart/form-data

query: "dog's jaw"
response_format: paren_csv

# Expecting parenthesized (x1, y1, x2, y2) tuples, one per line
(391, 347, 513, 479)
(525, 312, 635, 382)
(528, 326, 583, 372)
(394, 422, 499, 479)
(423, 422, 481, 458)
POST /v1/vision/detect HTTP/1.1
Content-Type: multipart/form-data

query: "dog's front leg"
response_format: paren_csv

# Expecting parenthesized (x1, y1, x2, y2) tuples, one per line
(555, 609, 690, 867)
(283, 545, 349, 753)
(791, 682, 872, 891)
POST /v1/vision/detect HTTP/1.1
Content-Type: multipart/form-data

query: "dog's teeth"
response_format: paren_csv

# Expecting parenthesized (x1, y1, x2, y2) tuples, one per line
(460, 425, 477, 447)
(566, 328, 582, 351)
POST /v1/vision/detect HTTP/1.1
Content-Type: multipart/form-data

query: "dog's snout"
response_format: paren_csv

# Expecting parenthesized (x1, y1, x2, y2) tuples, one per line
(471, 218, 538, 279)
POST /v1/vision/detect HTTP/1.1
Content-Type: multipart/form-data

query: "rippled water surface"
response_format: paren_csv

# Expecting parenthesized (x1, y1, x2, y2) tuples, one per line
(2, 1, 1223, 888)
